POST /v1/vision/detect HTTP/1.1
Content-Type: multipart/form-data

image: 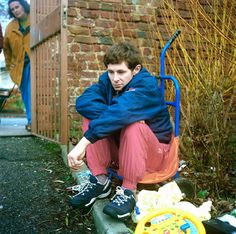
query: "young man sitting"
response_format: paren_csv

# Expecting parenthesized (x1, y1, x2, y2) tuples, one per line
(67, 42, 172, 220)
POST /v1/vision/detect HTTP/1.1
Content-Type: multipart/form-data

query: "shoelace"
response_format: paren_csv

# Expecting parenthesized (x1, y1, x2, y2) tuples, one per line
(67, 175, 91, 193)
(67, 184, 81, 192)
(73, 181, 96, 197)
(111, 186, 130, 205)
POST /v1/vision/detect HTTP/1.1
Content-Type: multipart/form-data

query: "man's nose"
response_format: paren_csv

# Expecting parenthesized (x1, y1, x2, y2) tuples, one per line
(113, 73, 119, 82)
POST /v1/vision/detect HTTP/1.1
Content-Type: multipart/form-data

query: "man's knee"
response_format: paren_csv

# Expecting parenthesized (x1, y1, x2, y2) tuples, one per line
(121, 122, 147, 138)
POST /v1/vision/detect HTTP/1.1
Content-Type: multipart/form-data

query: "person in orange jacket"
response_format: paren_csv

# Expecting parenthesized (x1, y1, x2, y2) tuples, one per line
(0, 23, 3, 54)
(3, 0, 31, 131)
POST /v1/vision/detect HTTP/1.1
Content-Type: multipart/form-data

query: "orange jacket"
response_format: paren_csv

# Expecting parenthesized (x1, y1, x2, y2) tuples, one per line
(3, 15, 30, 86)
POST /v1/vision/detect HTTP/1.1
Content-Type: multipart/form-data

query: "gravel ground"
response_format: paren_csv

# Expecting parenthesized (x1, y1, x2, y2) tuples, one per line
(0, 136, 96, 234)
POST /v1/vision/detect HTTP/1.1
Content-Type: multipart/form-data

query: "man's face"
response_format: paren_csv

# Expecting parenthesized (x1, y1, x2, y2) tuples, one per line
(107, 62, 139, 91)
(9, 1, 27, 20)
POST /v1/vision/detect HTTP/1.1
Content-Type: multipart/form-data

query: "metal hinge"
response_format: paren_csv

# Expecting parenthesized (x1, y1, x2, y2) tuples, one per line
(62, 5, 67, 28)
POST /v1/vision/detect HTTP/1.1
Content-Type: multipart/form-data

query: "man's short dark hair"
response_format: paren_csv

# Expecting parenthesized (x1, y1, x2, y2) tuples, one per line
(8, 0, 30, 19)
(103, 42, 142, 70)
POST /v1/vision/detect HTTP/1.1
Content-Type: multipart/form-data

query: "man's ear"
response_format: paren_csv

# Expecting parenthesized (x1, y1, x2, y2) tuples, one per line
(133, 64, 142, 76)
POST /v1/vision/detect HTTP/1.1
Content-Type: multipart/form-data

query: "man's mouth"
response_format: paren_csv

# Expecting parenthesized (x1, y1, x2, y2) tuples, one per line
(114, 85, 122, 90)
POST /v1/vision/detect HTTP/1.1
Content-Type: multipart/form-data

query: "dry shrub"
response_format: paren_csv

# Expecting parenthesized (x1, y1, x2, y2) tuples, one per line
(154, 0, 236, 196)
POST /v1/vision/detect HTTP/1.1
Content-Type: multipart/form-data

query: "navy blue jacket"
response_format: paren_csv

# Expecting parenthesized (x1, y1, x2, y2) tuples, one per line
(76, 68, 173, 144)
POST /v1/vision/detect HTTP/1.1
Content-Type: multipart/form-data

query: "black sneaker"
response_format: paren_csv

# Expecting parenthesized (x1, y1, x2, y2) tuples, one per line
(103, 186, 136, 220)
(69, 175, 111, 212)
(25, 124, 31, 132)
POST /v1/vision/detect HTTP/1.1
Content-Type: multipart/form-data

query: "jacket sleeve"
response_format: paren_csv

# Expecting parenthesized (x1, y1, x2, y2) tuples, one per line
(3, 26, 11, 70)
(76, 72, 110, 120)
(84, 75, 167, 143)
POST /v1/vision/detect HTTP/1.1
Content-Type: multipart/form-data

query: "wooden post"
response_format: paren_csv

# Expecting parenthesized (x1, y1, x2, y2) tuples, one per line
(60, 0, 68, 147)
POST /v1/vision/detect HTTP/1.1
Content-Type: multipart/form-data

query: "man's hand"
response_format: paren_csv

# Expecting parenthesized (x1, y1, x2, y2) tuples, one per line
(67, 137, 91, 170)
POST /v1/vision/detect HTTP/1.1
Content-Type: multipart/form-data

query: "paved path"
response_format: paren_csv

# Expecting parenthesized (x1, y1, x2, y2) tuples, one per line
(0, 117, 31, 137)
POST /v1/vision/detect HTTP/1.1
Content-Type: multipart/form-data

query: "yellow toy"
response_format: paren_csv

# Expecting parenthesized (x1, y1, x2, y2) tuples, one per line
(135, 208, 206, 234)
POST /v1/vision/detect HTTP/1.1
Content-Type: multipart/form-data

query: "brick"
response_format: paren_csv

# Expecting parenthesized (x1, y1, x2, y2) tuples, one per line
(67, 35, 74, 43)
(178, 10, 192, 19)
(140, 15, 154, 23)
(88, 62, 100, 70)
(102, 0, 122, 3)
(70, 44, 80, 53)
(75, 18, 96, 27)
(92, 45, 103, 52)
(136, 5, 156, 15)
(146, 31, 158, 40)
(67, 8, 78, 17)
(80, 9, 100, 19)
(80, 78, 98, 86)
(96, 55, 106, 63)
(117, 22, 137, 30)
(174, 1, 190, 11)
(112, 29, 123, 37)
(68, 60, 79, 71)
(68, 64, 77, 72)
(114, 12, 133, 22)
(133, 14, 143, 22)
(68, 0, 87, 8)
(100, 3, 115, 11)
(137, 31, 146, 38)
(123, 30, 137, 38)
(68, 26, 90, 35)
(91, 28, 111, 37)
(100, 11, 112, 19)
(74, 36, 98, 44)
(134, 0, 149, 5)
(80, 44, 93, 52)
(95, 19, 116, 28)
(99, 36, 113, 45)
(87, 2, 100, 10)
(118, 4, 133, 13)
(67, 55, 74, 63)
(67, 16, 75, 25)
(157, 24, 168, 33)
(137, 22, 153, 31)
(68, 0, 78, 7)
(74, 60, 87, 70)
(76, 53, 97, 61)
(140, 39, 156, 47)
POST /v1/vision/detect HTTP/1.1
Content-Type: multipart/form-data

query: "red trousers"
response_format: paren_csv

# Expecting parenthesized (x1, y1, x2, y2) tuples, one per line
(83, 118, 170, 190)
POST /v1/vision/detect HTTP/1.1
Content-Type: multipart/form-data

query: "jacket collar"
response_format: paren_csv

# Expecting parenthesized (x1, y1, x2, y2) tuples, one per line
(10, 14, 30, 34)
